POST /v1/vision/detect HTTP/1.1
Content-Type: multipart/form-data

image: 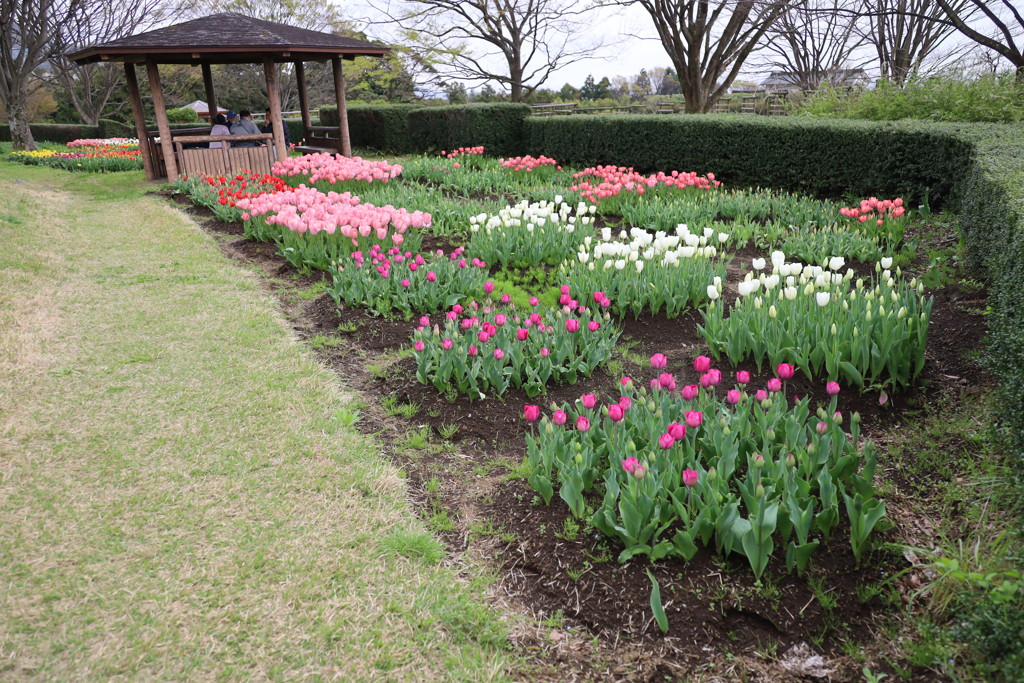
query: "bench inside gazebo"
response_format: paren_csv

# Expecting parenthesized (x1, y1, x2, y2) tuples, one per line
(68, 13, 390, 181)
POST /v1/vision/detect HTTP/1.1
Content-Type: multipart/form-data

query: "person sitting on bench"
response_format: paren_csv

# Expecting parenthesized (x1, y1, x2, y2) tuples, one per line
(209, 114, 231, 149)
(230, 110, 261, 148)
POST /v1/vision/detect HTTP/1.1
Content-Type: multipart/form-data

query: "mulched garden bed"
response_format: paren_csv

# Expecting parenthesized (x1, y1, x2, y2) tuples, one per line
(163, 188, 988, 681)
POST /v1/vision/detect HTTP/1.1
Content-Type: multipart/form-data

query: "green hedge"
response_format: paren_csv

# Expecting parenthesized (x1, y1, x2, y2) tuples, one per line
(319, 104, 420, 153)
(0, 123, 102, 144)
(407, 103, 531, 157)
(98, 118, 136, 138)
(285, 117, 321, 147)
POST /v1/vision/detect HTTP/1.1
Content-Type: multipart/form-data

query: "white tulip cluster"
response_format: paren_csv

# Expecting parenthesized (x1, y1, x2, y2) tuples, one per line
(467, 197, 597, 267)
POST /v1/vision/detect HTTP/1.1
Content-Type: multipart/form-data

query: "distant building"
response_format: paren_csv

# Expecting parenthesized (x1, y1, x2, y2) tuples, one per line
(761, 69, 870, 92)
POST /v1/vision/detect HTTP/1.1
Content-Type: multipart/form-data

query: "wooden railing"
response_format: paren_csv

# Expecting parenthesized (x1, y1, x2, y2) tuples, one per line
(171, 133, 276, 178)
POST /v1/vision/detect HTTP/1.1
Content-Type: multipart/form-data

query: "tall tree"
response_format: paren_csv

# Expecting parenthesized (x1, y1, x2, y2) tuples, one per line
(859, 0, 973, 84)
(370, 0, 602, 101)
(613, 0, 792, 112)
(933, 0, 1024, 84)
(759, 0, 869, 90)
(0, 0, 82, 150)
(45, 0, 166, 125)
(633, 68, 653, 99)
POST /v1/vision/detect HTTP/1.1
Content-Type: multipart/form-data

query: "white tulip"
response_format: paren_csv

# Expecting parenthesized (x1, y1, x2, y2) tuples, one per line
(554, 194, 563, 204)
(816, 292, 831, 307)
(881, 257, 893, 269)
(769, 305, 777, 318)
(829, 256, 845, 271)
(707, 284, 720, 300)
(771, 251, 786, 269)
(636, 261, 644, 273)
(785, 287, 797, 301)
(615, 259, 626, 270)
(719, 232, 729, 243)
(704, 227, 714, 238)
(752, 258, 766, 270)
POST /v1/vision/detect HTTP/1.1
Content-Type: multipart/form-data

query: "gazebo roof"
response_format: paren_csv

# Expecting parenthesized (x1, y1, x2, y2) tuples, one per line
(69, 13, 390, 65)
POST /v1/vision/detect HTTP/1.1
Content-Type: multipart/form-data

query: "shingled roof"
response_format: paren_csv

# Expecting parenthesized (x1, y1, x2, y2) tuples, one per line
(69, 13, 390, 65)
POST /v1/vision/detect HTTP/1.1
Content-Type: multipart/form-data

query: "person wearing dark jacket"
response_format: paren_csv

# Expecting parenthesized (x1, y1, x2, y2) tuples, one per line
(261, 110, 291, 147)
(230, 110, 261, 147)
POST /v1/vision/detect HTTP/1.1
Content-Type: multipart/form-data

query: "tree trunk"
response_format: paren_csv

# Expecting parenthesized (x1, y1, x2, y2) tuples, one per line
(7, 85, 37, 152)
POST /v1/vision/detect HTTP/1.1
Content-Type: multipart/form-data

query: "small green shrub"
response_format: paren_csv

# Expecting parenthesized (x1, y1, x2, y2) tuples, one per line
(165, 107, 199, 123)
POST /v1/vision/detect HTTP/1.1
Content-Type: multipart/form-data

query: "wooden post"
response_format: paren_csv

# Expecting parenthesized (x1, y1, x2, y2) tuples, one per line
(331, 56, 351, 157)
(145, 59, 177, 179)
(201, 62, 218, 123)
(124, 63, 155, 181)
(294, 60, 311, 145)
(262, 57, 288, 163)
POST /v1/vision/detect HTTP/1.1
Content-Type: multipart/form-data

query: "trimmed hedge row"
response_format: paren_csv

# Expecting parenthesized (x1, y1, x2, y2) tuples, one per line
(524, 113, 1024, 483)
(1, 123, 102, 144)
(319, 103, 531, 156)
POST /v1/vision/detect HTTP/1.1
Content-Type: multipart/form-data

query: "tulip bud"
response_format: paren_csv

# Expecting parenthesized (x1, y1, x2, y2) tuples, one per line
(831, 323, 837, 335)
(754, 453, 765, 469)
(875, 262, 881, 273)
(766, 428, 775, 442)
(817, 407, 827, 420)
(627, 440, 636, 453)
(719, 417, 728, 430)
(654, 409, 663, 419)
(574, 441, 582, 452)
(723, 424, 730, 435)
(755, 483, 765, 497)
(574, 453, 583, 464)
(647, 400, 656, 412)
(786, 453, 796, 468)
(635, 465, 646, 479)
(807, 441, 816, 455)
(896, 266, 902, 277)
(769, 305, 777, 319)
(708, 467, 717, 483)
(852, 411, 861, 424)
(857, 278, 864, 290)
(545, 422, 553, 434)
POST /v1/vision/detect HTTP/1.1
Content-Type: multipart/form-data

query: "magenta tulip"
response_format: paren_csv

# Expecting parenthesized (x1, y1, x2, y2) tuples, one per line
(727, 389, 741, 404)
(755, 389, 768, 402)
(707, 368, 722, 386)
(419, 316, 430, 326)
(581, 394, 596, 409)
(826, 381, 840, 396)
(588, 320, 600, 332)
(468, 345, 478, 356)
(530, 296, 539, 306)
(593, 291, 605, 302)
(619, 396, 632, 411)
(576, 416, 590, 432)
(659, 433, 675, 449)
(622, 457, 638, 475)
(736, 371, 750, 385)
(681, 384, 699, 401)
(565, 319, 579, 333)
(620, 376, 632, 387)
(442, 338, 453, 350)
(651, 353, 668, 369)
(540, 347, 550, 357)
(427, 271, 437, 282)
(682, 469, 699, 488)
(767, 378, 782, 393)
(516, 328, 529, 341)
(494, 348, 504, 360)
(817, 421, 828, 435)
(608, 404, 624, 422)
(552, 409, 567, 426)
(777, 363, 795, 379)
(668, 422, 686, 441)
(694, 355, 712, 373)
(495, 314, 506, 326)
(685, 410, 703, 429)
(524, 405, 540, 422)
(414, 340, 425, 352)
(484, 281, 494, 293)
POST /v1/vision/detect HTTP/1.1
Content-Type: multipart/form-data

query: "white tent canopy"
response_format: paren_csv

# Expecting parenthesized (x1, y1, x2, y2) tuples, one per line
(182, 100, 228, 118)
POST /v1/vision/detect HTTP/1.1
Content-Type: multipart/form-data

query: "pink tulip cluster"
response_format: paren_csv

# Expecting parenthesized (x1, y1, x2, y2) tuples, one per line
(569, 166, 720, 204)
(237, 186, 430, 243)
(271, 153, 403, 185)
(498, 155, 560, 172)
(839, 196, 906, 226)
(356, 244, 485, 282)
(442, 146, 484, 159)
(67, 137, 137, 148)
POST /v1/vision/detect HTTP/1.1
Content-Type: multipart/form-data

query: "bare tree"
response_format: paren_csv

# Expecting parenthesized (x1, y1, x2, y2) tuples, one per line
(859, 0, 973, 84)
(0, 0, 82, 150)
(759, 0, 869, 90)
(614, 0, 792, 113)
(933, 0, 1024, 84)
(46, 0, 166, 125)
(369, 0, 602, 102)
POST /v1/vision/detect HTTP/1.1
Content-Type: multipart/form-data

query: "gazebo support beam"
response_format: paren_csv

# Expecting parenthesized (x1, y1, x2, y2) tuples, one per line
(331, 56, 352, 157)
(146, 59, 177, 178)
(201, 62, 218, 122)
(262, 58, 288, 163)
(294, 61, 311, 146)
(123, 63, 155, 181)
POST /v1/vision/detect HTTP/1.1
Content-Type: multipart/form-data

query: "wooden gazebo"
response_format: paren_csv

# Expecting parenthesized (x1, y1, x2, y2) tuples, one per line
(68, 13, 390, 180)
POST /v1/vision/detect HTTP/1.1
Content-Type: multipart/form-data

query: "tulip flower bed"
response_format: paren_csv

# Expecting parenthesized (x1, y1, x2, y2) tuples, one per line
(66, 137, 138, 148)
(7, 141, 142, 173)
(780, 224, 885, 265)
(838, 196, 908, 250)
(326, 245, 489, 315)
(467, 197, 598, 268)
(411, 286, 619, 399)
(570, 165, 720, 207)
(698, 254, 932, 390)
(272, 153, 403, 192)
(525, 356, 883, 580)
(174, 172, 294, 222)
(237, 185, 430, 270)
(565, 225, 730, 318)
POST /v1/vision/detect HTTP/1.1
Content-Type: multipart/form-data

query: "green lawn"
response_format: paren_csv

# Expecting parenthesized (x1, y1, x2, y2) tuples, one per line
(0, 164, 510, 681)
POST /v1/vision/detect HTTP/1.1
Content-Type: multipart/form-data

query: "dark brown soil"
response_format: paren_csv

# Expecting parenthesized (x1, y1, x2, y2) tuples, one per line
(164, 187, 986, 682)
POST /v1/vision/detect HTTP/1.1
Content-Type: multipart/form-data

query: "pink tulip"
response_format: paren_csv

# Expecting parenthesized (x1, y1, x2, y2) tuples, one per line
(495, 314, 506, 326)
(552, 409, 567, 425)
(427, 271, 437, 282)
(707, 369, 722, 386)
(576, 416, 590, 432)
(593, 291, 604, 302)
(478, 331, 489, 343)
(668, 422, 686, 441)
(442, 338, 454, 350)
(516, 328, 529, 341)
(826, 381, 840, 396)
(565, 319, 579, 333)
(560, 285, 570, 295)
(736, 371, 750, 385)
(659, 373, 676, 391)
(685, 410, 703, 429)
(619, 396, 632, 411)
(608, 404, 624, 422)
(651, 353, 668, 369)
(694, 355, 712, 373)
(682, 469, 699, 488)
(700, 373, 712, 389)
(817, 421, 828, 435)
(588, 320, 600, 332)
(484, 281, 494, 294)
(419, 316, 430, 326)
(453, 304, 463, 314)
(621, 376, 632, 387)
(681, 384, 699, 401)
(540, 347, 550, 357)
(581, 394, 596, 409)
(755, 389, 768, 402)
(767, 378, 782, 393)
(727, 389, 741, 404)
(659, 433, 675, 449)
(523, 405, 540, 422)
(777, 363, 795, 379)
(601, 297, 611, 308)
(494, 348, 504, 360)
(468, 345, 478, 356)
(622, 457, 638, 474)
(635, 464, 646, 479)
(879, 391, 889, 406)
(501, 294, 511, 304)
(414, 340, 425, 352)
(446, 311, 457, 321)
